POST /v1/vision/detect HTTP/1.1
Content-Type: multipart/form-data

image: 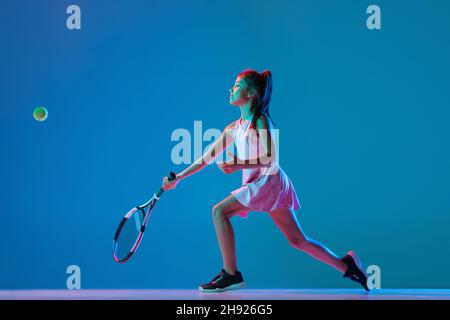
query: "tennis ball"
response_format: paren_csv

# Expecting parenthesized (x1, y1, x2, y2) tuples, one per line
(33, 106, 48, 122)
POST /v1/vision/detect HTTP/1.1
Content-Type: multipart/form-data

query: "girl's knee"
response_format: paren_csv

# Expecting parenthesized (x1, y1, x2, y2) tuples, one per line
(212, 204, 224, 221)
(288, 237, 308, 250)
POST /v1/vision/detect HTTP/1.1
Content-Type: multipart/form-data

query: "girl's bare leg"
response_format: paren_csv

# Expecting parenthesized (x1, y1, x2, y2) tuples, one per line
(212, 194, 251, 275)
(269, 207, 347, 273)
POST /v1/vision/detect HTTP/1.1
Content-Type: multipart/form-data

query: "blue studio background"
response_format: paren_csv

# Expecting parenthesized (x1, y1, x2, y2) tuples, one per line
(1, 0, 450, 289)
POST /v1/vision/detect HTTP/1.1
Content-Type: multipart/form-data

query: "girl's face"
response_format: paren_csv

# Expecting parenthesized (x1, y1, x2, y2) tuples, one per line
(229, 76, 253, 106)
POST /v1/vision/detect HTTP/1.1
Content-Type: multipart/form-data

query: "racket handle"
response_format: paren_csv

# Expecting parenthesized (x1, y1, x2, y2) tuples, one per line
(156, 171, 177, 198)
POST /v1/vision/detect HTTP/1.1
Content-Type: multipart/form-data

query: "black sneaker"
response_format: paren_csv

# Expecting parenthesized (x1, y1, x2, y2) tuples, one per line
(198, 269, 245, 292)
(342, 251, 370, 291)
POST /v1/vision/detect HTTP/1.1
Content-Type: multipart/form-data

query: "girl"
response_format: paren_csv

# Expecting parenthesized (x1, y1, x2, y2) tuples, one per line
(162, 69, 369, 292)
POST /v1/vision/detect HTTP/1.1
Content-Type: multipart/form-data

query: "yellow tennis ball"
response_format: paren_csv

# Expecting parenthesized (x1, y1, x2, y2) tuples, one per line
(33, 107, 48, 121)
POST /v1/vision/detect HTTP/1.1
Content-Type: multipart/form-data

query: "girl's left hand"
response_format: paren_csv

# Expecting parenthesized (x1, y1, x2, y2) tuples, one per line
(217, 151, 242, 174)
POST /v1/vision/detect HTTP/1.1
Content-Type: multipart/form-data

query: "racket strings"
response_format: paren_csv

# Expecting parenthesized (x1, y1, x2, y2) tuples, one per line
(114, 200, 156, 262)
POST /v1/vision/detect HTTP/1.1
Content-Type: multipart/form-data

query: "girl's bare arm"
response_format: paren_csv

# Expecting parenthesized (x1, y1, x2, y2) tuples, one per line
(176, 121, 236, 180)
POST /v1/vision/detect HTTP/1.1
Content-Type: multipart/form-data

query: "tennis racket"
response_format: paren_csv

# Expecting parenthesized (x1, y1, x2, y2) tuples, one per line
(113, 171, 177, 263)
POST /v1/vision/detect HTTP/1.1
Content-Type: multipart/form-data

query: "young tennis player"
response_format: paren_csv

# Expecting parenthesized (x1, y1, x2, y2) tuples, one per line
(162, 69, 369, 292)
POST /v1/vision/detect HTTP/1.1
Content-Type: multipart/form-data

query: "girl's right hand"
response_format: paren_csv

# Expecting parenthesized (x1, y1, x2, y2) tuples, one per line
(162, 174, 180, 191)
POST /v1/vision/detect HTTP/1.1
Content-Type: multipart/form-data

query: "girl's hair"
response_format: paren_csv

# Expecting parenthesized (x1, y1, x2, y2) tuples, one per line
(238, 69, 276, 130)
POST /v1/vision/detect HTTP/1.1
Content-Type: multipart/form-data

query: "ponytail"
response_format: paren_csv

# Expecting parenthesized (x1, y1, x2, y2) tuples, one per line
(250, 70, 275, 130)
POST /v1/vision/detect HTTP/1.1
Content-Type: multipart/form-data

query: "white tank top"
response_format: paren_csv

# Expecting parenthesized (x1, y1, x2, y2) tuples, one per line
(233, 117, 279, 184)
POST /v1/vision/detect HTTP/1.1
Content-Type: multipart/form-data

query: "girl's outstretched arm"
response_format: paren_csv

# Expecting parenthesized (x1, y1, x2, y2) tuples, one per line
(163, 121, 236, 190)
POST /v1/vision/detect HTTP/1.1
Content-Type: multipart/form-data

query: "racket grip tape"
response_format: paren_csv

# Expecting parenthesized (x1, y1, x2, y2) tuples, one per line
(156, 171, 177, 198)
